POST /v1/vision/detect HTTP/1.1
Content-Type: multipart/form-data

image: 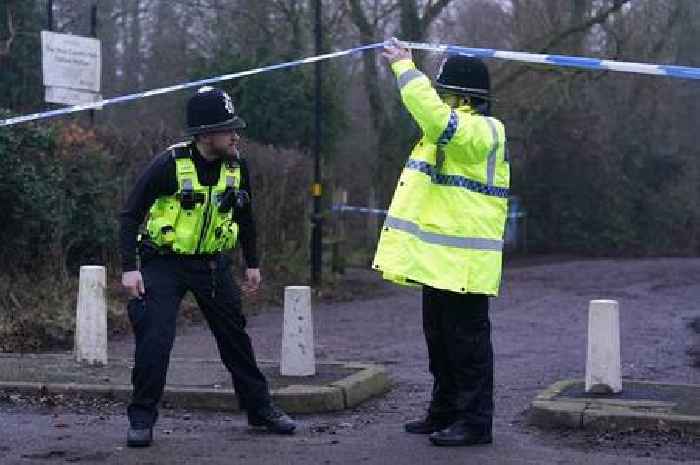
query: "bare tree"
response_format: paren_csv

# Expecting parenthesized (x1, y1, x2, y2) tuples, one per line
(346, 0, 456, 205)
(495, 0, 633, 92)
(0, 1, 16, 58)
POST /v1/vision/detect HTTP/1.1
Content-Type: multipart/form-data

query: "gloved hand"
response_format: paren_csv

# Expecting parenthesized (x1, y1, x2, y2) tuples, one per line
(382, 37, 412, 64)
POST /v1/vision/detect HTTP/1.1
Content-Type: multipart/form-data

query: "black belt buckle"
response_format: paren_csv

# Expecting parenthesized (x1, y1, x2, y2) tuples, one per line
(180, 190, 196, 210)
(178, 190, 205, 210)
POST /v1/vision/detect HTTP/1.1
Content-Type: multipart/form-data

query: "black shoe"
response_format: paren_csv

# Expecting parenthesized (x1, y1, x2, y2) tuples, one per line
(247, 405, 297, 434)
(404, 414, 454, 434)
(429, 421, 492, 447)
(126, 425, 153, 447)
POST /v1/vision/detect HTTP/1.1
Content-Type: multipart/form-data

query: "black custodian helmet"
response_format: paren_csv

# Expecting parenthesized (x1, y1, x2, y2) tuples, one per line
(186, 86, 246, 136)
(436, 54, 491, 115)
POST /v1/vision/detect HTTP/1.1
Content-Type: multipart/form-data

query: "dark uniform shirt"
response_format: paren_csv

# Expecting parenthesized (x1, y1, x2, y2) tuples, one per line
(119, 143, 258, 272)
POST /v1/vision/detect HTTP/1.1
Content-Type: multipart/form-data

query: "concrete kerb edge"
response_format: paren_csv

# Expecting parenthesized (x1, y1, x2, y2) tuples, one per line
(528, 379, 700, 436)
(0, 380, 133, 403)
(330, 363, 392, 408)
(273, 384, 345, 414)
(0, 360, 392, 414)
(582, 409, 700, 435)
(529, 400, 587, 429)
(533, 379, 579, 401)
(0, 352, 74, 360)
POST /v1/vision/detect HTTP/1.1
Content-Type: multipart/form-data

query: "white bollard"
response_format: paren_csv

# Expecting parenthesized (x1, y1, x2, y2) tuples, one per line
(585, 300, 622, 394)
(75, 266, 108, 365)
(280, 286, 315, 376)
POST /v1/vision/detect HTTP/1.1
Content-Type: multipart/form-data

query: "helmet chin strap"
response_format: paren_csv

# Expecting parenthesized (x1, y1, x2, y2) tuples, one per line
(440, 94, 464, 108)
(440, 94, 490, 116)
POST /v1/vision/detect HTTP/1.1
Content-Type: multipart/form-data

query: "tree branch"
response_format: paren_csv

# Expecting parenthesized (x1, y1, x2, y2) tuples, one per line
(377, 2, 400, 24)
(0, 2, 16, 58)
(347, 0, 374, 40)
(422, 0, 452, 31)
(495, 0, 633, 92)
(346, 0, 391, 141)
(538, 0, 631, 53)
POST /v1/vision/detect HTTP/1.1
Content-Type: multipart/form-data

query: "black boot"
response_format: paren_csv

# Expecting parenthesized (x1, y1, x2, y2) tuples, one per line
(247, 404, 297, 434)
(429, 421, 492, 447)
(404, 413, 454, 434)
(126, 425, 153, 447)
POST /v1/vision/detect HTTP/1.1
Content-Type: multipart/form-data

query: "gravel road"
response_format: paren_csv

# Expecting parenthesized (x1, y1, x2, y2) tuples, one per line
(1, 257, 699, 464)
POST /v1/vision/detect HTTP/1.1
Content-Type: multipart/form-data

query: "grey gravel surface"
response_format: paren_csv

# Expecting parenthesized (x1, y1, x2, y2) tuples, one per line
(1, 258, 699, 464)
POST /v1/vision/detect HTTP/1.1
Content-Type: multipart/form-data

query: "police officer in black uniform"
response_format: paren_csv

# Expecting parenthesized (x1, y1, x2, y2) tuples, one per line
(120, 86, 296, 447)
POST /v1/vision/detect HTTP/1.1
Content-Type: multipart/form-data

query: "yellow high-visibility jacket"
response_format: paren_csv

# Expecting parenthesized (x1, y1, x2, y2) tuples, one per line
(372, 59, 510, 296)
(146, 142, 241, 254)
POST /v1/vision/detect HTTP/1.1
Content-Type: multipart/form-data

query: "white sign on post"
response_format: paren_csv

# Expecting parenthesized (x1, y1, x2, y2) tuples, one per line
(45, 87, 102, 106)
(41, 31, 101, 106)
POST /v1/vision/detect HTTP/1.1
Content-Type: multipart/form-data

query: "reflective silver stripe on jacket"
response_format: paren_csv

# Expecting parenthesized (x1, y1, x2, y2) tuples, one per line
(384, 216, 503, 251)
(484, 117, 499, 186)
(398, 69, 425, 90)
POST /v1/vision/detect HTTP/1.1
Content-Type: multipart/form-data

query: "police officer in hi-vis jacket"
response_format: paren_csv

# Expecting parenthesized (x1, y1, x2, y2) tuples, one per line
(374, 38, 510, 447)
(120, 86, 296, 447)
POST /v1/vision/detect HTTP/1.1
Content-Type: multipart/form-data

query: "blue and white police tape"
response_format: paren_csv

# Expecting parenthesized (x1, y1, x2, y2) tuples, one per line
(332, 205, 388, 216)
(332, 204, 525, 219)
(3, 40, 700, 128)
(403, 41, 700, 80)
(0, 43, 384, 128)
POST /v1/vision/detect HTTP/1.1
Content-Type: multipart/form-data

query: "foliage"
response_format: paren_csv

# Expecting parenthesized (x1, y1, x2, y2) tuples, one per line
(0, 271, 77, 352)
(499, 0, 700, 255)
(0, 115, 122, 350)
(0, 0, 43, 112)
(0, 268, 129, 352)
(0, 115, 316, 351)
(0, 114, 120, 271)
(191, 50, 346, 155)
(0, 112, 59, 266)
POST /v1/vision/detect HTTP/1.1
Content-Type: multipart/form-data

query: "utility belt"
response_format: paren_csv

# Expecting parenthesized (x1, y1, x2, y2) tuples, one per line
(138, 238, 223, 264)
(139, 238, 231, 299)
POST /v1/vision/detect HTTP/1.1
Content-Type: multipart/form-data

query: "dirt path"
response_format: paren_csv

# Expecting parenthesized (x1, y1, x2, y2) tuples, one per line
(1, 258, 699, 464)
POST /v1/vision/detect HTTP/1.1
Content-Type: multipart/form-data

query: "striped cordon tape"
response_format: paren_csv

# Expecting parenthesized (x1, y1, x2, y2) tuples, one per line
(332, 205, 525, 219)
(2, 41, 698, 128)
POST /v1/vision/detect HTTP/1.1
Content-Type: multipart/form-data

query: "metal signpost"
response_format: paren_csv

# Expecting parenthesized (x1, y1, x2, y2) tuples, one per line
(311, 0, 323, 286)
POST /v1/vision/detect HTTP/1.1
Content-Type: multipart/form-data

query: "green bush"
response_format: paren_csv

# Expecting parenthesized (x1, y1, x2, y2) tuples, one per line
(0, 115, 119, 271)
(0, 115, 122, 351)
(0, 115, 320, 351)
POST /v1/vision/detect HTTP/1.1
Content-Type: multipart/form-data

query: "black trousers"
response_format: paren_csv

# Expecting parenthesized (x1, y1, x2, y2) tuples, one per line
(127, 254, 271, 427)
(422, 286, 494, 432)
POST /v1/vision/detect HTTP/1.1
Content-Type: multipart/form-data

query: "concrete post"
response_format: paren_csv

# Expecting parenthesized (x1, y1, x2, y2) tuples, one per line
(281, 286, 315, 376)
(585, 300, 622, 394)
(75, 266, 108, 365)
